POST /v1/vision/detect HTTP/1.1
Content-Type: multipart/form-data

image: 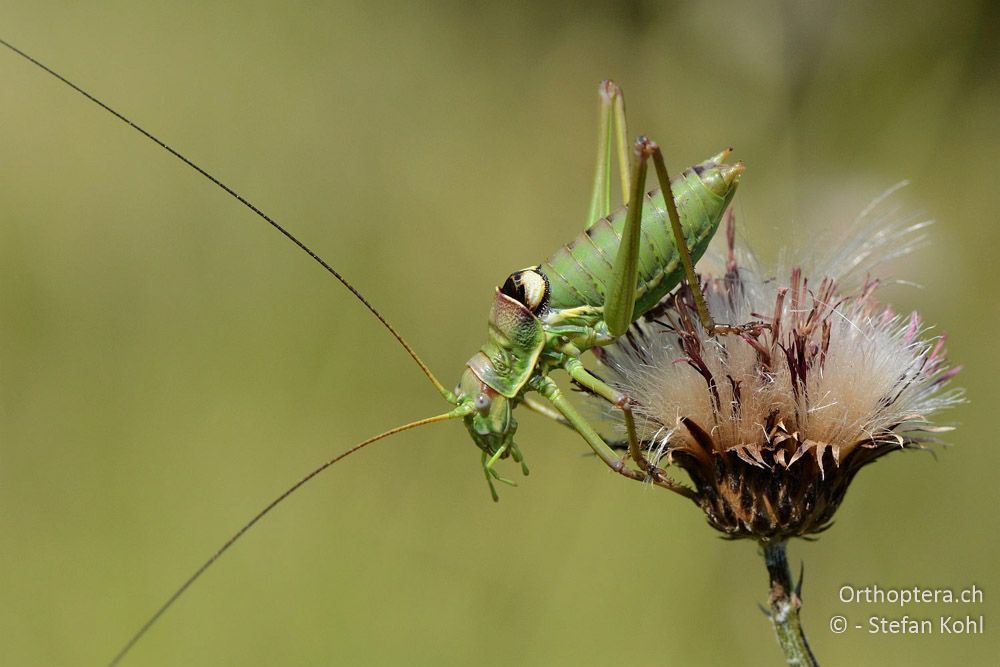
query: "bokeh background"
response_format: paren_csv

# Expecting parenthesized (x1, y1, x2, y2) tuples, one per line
(1, 1, 997, 665)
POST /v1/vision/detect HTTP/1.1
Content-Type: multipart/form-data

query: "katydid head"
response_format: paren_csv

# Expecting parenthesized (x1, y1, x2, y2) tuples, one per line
(456, 366, 518, 457)
(454, 268, 550, 459)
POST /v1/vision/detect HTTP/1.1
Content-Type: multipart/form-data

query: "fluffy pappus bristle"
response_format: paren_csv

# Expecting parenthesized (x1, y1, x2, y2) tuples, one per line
(596, 201, 963, 540)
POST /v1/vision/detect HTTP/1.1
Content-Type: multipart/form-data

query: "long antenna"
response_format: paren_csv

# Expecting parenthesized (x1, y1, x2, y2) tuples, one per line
(106, 406, 471, 667)
(0, 37, 453, 401)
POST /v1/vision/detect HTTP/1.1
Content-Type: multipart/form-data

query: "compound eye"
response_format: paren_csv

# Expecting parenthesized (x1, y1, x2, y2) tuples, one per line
(474, 393, 491, 413)
(500, 267, 549, 315)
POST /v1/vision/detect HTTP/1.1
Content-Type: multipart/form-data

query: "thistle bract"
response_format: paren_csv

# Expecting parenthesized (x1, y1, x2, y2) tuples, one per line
(597, 209, 962, 540)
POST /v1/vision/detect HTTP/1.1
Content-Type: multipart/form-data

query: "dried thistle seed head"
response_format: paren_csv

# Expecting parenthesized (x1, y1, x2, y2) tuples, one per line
(597, 205, 963, 541)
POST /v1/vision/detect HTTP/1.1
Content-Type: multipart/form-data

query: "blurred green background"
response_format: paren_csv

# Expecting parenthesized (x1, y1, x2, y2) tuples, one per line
(1, 1, 997, 665)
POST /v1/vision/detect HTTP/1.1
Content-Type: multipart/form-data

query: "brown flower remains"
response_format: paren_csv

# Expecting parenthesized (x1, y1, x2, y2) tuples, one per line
(596, 207, 962, 541)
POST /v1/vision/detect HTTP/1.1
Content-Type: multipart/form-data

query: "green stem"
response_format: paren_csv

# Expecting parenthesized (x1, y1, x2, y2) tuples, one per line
(763, 541, 818, 666)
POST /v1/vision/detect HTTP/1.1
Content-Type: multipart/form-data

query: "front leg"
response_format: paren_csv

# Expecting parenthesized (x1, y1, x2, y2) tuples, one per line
(481, 445, 517, 502)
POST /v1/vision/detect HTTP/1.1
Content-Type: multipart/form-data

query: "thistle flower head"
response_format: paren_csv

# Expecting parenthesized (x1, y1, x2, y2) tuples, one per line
(597, 198, 963, 541)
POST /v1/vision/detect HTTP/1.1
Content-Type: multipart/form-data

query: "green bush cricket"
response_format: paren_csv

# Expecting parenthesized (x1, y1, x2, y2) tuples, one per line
(1, 39, 752, 665)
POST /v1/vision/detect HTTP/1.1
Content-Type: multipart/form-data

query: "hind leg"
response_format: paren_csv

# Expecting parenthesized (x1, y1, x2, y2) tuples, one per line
(586, 80, 631, 225)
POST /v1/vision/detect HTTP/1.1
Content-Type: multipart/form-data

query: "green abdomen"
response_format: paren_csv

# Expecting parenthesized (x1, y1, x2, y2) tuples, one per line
(540, 166, 735, 322)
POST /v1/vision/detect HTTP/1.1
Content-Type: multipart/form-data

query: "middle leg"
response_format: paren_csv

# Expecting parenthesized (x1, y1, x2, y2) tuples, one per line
(564, 358, 695, 499)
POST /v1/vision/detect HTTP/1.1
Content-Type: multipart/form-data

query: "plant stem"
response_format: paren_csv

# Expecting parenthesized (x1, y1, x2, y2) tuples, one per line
(763, 541, 818, 666)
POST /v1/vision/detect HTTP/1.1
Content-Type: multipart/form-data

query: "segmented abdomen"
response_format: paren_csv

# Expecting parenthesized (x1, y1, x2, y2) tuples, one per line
(540, 166, 734, 322)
